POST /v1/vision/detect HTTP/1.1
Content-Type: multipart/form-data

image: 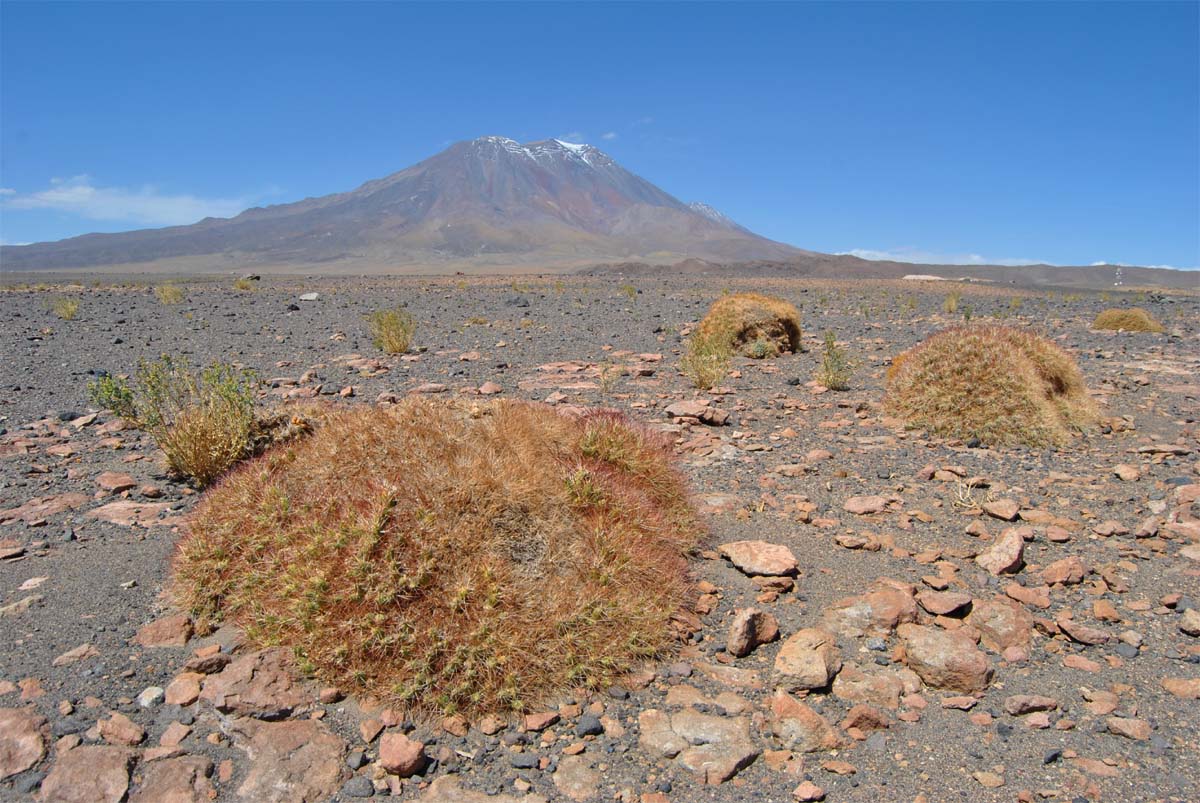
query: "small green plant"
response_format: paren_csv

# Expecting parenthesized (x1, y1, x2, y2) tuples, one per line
(155, 284, 185, 304)
(88, 356, 259, 486)
(816, 331, 854, 390)
(961, 304, 973, 321)
(367, 307, 417, 354)
(619, 284, 637, 300)
(597, 362, 624, 395)
(1008, 297, 1022, 312)
(50, 297, 79, 320)
(232, 277, 256, 292)
(680, 330, 733, 390)
(746, 336, 778, 359)
(943, 291, 960, 315)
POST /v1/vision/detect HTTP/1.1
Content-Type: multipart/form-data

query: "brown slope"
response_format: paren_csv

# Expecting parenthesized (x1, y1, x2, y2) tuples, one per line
(0, 137, 802, 271)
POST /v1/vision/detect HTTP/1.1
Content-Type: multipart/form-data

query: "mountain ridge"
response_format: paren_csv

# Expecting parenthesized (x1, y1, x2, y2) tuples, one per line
(0, 137, 804, 271)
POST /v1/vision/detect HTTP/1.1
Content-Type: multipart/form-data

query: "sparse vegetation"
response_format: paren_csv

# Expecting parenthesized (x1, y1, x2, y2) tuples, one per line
(680, 329, 734, 389)
(171, 398, 702, 715)
(695, 292, 802, 358)
(367, 307, 417, 353)
(1093, 307, 1164, 333)
(885, 325, 1097, 447)
(816, 331, 854, 390)
(942, 290, 960, 315)
(50, 297, 80, 320)
(88, 355, 261, 486)
(232, 277, 257, 292)
(155, 284, 185, 304)
(619, 284, 638, 300)
(597, 362, 625, 394)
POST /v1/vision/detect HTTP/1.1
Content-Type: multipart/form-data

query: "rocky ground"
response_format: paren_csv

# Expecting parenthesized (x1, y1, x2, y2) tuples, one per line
(0, 274, 1197, 803)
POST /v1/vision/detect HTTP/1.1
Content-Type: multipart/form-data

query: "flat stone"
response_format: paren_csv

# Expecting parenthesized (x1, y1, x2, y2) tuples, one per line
(134, 615, 193, 648)
(718, 540, 797, 576)
(1004, 695, 1058, 715)
(822, 583, 917, 638)
(1161, 678, 1200, 699)
(129, 755, 214, 803)
(0, 707, 47, 779)
(967, 596, 1034, 656)
(982, 499, 1020, 521)
(843, 496, 888, 515)
(769, 691, 840, 753)
(916, 590, 972, 616)
(164, 673, 203, 707)
(0, 493, 89, 525)
(85, 500, 177, 527)
(52, 643, 99, 667)
(898, 624, 992, 693)
(38, 745, 133, 803)
(95, 472, 137, 493)
(1107, 717, 1151, 740)
(553, 754, 600, 800)
(199, 648, 310, 719)
(98, 712, 145, 746)
(419, 776, 548, 803)
(775, 628, 842, 691)
(1056, 615, 1109, 646)
(639, 708, 758, 783)
(974, 528, 1025, 575)
(1041, 556, 1089, 586)
(230, 718, 346, 802)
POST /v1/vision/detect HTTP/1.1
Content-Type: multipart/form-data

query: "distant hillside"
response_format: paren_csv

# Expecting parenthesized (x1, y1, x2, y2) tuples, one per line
(0, 137, 804, 272)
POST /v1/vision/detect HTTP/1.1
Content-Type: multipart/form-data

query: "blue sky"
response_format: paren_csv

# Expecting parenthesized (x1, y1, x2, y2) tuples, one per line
(1, 1, 1197, 269)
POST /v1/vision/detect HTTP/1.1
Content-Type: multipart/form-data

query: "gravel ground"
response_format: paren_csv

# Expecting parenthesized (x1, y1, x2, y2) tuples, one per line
(1, 274, 1197, 803)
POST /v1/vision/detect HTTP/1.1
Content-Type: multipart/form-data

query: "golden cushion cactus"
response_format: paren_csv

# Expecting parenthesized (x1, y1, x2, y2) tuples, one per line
(172, 398, 702, 715)
(885, 325, 1097, 447)
(696, 292, 802, 358)
(1092, 308, 1164, 333)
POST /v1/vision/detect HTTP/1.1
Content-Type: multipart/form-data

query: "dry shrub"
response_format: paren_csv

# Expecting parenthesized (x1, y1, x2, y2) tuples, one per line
(368, 307, 417, 353)
(1092, 308, 1164, 333)
(155, 284, 185, 304)
(696, 292, 801, 358)
(172, 398, 702, 715)
(885, 325, 1097, 447)
(50, 297, 80, 320)
(89, 356, 260, 486)
(679, 329, 734, 390)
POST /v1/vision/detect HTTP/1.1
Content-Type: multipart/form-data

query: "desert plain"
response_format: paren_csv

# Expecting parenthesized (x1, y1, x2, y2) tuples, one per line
(0, 272, 1198, 803)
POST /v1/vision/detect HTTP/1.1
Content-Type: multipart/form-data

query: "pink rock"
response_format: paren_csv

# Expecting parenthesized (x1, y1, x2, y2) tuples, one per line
(974, 528, 1024, 575)
(478, 381, 503, 395)
(718, 540, 798, 577)
(1004, 695, 1058, 715)
(0, 707, 47, 780)
(770, 691, 841, 753)
(231, 718, 347, 800)
(1041, 556, 1089, 586)
(133, 615, 193, 648)
(98, 712, 145, 746)
(726, 608, 780, 657)
(52, 643, 99, 667)
(982, 499, 1020, 521)
(775, 628, 842, 691)
(95, 472, 137, 494)
(199, 649, 310, 718)
(38, 746, 134, 803)
(843, 496, 888, 515)
(129, 755, 214, 803)
(379, 732, 427, 777)
(916, 590, 972, 616)
(898, 624, 993, 694)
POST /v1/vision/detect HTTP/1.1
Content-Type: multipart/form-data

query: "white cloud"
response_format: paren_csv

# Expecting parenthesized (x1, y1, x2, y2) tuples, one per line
(601, 131, 618, 140)
(1092, 260, 1199, 271)
(0, 188, 16, 196)
(556, 131, 585, 143)
(0, 175, 254, 227)
(839, 247, 1044, 267)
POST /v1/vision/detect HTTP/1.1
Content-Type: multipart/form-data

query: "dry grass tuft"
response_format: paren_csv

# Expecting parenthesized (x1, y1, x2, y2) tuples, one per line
(367, 307, 417, 354)
(88, 356, 261, 486)
(155, 284, 185, 304)
(1092, 308, 1164, 333)
(695, 292, 802, 358)
(172, 398, 702, 715)
(679, 329, 734, 389)
(885, 325, 1097, 447)
(50, 297, 80, 320)
(232, 277, 257, 292)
